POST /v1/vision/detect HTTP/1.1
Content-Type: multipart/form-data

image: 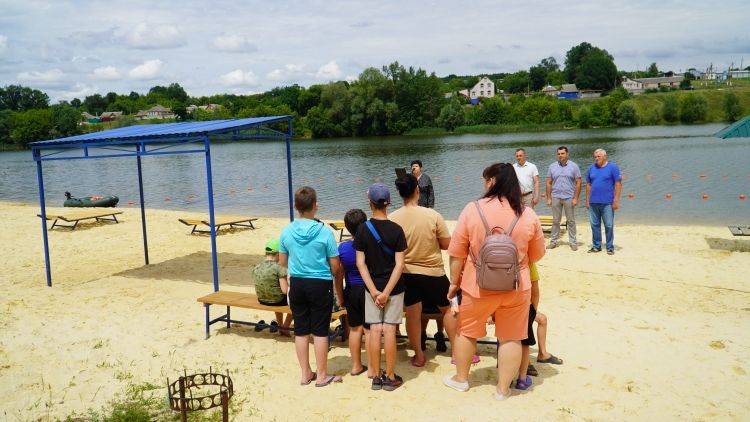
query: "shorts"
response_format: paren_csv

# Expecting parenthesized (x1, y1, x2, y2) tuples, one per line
(288, 277, 333, 337)
(343, 284, 367, 328)
(403, 273, 450, 308)
(258, 296, 288, 307)
(365, 292, 405, 325)
(521, 304, 537, 346)
(457, 289, 530, 341)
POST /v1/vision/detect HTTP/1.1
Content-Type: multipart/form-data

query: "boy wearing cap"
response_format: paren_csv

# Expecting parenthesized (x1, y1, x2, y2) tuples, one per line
(251, 238, 292, 336)
(354, 183, 407, 391)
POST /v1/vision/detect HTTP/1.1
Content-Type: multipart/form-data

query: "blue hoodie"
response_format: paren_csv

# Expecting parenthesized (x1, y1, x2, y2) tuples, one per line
(279, 218, 339, 280)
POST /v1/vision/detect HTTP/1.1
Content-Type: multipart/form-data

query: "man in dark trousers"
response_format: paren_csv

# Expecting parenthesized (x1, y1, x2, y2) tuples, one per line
(411, 160, 434, 208)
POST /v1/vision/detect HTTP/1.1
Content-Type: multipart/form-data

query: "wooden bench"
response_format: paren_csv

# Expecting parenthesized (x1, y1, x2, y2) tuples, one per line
(39, 210, 123, 230)
(178, 215, 257, 234)
(197, 290, 347, 340)
(538, 215, 566, 233)
(328, 220, 350, 242)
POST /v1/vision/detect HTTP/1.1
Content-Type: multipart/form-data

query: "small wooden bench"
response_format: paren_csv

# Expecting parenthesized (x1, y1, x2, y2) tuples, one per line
(178, 215, 257, 234)
(197, 290, 347, 340)
(539, 215, 567, 233)
(39, 210, 123, 230)
(328, 220, 350, 242)
(728, 226, 750, 236)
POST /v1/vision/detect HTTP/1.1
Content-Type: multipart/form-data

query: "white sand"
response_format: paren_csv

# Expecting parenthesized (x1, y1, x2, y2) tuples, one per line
(0, 201, 748, 420)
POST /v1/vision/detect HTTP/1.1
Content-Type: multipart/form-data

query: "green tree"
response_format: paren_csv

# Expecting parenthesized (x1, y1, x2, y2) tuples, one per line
(575, 49, 618, 90)
(564, 42, 595, 83)
(436, 99, 464, 131)
(0, 109, 14, 143)
(10, 108, 53, 146)
(383, 61, 443, 129)
(529, 65, 547, 91)
(0, 85, 49, 111)
(500, 71, 531, 93)
(723, 92, 743, 122)
(70, 98, 82, 108)
(616, 101, 639, 126)
(647, 62, 659, 77)
(577, 106, 594, 128)
(679, 93, 708, 123)
(662, 96, 679, 122)
(83, 94, 107, 115)
(297, 85, 322, 116)
(50, 105, 81, 137)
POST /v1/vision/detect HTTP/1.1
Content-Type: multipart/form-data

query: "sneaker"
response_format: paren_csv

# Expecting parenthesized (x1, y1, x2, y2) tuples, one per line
(607, 249, 614, 255)
(442, 374, 469, 392)
(514, 375, 532, 390)
(371, 375, 383, 391)
(434, 332, 448, 353)
(494, 388, 513, 401)
(382, 374, 403, 391)
(547, 243, 558, 250)
(587, 247, 601, 253)
(570, 243, 578, 251)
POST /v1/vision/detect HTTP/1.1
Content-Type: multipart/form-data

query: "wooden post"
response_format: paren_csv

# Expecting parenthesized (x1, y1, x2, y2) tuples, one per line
(178, 377, 187, 422)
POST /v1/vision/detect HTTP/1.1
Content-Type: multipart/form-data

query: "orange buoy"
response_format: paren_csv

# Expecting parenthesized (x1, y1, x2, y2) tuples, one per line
(164, 197, 171, 201)
(665, 193, 672, 200)
(699, 173, 707, 179)
(722, 175, 729, 181)
(645, 174, 653, 182)
(701, 194, 709, 201)
(127, 200, 135, 205)
(672, 173, 680, 180)
(740, 194, 747, 201)
(627, 193, 635, 199)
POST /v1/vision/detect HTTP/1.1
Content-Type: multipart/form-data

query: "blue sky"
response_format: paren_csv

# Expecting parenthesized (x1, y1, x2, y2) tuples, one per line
(1, 0, 748, 102)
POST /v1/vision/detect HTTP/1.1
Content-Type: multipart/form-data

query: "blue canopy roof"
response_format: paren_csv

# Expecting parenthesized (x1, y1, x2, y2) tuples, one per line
(715, 114, 750, 139)
(30, 115, 291, 148)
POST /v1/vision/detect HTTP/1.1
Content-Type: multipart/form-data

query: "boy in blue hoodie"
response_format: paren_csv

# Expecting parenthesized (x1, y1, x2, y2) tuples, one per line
(279, 186, 344, 387)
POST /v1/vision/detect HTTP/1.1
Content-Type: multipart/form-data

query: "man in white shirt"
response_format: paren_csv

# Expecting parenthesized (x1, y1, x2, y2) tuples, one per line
(513, 148, 539, 208)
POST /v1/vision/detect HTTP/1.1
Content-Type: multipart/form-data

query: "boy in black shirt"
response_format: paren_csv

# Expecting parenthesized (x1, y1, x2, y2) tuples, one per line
(355, 183, 407, 391)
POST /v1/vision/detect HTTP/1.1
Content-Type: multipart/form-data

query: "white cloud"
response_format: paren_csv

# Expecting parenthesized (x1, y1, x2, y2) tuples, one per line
(128, 59, 163, 79)
(316, 60, 342, 80)
(124, 23, 185, 49)
(90, 65, 121, 80)
(219, 69, 259, 86)
(0, 35, 7, 52)
(57, 83, 98, 101)
(212, 35, 257, 52)
(17, 68, 64, 84)
(345, 74, 358, 82)
(266, 64, 307, 81)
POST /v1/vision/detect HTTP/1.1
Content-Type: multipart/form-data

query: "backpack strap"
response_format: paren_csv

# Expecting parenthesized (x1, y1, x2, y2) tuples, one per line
(506, 206, 525, 236)
(473, 200, 493, 235)
(365, 220, 395, 256)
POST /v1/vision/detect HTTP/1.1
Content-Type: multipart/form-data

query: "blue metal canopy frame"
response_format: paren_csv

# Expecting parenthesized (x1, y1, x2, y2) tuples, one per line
(715, 114, 750, 139)
(30, 116, 295, 289)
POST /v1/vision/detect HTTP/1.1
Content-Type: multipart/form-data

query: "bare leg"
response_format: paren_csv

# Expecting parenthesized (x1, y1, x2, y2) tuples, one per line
(280, 314, 293, 337)
(519, 344, 530, 379)
(313, 335, 330, 383)
(348, 325, 365, 374)
(383, 324, 398, 379)
(497, 340, 522, 396)
(368, 324, 383, 377)
(439, 306, 457, 346)
(405, 302, 425, 363)
(294, 335, 313, 383)
(451, 334, 477, 383)
(536, 312, 550, 359)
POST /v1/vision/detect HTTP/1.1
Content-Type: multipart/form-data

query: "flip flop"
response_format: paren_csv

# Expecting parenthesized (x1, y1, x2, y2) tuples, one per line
(410, 356, 426, 367)
(254, 320, 267, 332)
(300, 373, 317, 386)
(537, 354, 563, 365)
(350, 365, 368, 376)
(315, 375, 343, 387)
(527, 364, 538, 377)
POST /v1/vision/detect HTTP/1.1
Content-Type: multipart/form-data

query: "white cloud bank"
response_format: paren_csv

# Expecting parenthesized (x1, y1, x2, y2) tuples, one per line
(219, 69, 258, 86)
(128, 59, 163, 79)
(0, 35, 7, 52)
(17, 68, 64, 85)
(316, 60, 343, 80)
(213, 35, 257, 52)
(90, 65, 121, 80)
(124, 23, 185, 49)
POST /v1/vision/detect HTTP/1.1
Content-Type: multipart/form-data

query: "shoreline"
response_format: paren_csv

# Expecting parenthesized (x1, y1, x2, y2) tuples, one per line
(1, 201, 748, 420)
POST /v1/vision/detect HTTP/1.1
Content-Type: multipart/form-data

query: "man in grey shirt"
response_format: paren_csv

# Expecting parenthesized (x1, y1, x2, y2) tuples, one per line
(411, 160, 434, 208)
(546, 146, 582, 250)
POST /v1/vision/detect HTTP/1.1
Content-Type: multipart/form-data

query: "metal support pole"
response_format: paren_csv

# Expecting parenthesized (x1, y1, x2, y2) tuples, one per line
(204, 136, 220, 292)
(285, 120, 294, 222)
(34, 149, 52, 287)
(136, 144, 149, 265)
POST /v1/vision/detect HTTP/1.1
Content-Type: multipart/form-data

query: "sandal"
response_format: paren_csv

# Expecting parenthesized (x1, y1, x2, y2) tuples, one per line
(254, 320, 267, 332)
(527, 364, 538, 377)
(315, 375, 343, 387)
(410, 355, 426, 367)
(350, 365, 368, 376)
(537, 354, 563, 365)
(300, 373, 317, 386)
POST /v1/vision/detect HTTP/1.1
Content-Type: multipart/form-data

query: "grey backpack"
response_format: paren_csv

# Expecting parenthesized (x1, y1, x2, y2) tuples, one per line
(468, 200, 522, 292)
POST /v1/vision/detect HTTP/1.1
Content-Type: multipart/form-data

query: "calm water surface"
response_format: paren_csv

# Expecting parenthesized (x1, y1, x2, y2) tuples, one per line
(1, 123, 748, 224)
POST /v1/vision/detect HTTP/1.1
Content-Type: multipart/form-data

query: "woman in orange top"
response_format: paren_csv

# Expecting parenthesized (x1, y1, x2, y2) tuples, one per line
(443, 162, 545, 400)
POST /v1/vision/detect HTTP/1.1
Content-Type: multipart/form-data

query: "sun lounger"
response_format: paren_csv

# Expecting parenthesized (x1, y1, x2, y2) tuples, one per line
(39, 210, 123, 230)
(728, 226, 750, 236)
(197, 290, 347, 340)
(328, 220, 350, 242)
(178, 215, 257, 234)
(538, 215, 566, 233)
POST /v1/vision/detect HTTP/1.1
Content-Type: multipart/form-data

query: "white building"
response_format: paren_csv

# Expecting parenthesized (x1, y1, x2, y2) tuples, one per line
(135, 104, 176, 120)
(469, 77, 495, 99)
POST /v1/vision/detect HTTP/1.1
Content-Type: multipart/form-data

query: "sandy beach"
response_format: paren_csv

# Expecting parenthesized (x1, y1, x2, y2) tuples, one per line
(0, 201, 748, 420)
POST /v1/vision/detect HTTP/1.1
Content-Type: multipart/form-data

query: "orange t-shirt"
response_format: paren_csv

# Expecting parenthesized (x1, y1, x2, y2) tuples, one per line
(447, 197, 545, 297)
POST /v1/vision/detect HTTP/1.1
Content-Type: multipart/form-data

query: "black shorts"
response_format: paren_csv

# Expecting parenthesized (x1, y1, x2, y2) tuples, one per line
(521, 304, 537, 346)
(288, 277, 333, 337)
(403, 273, 450, 308)
(258, 296, 288, 307)
(343, 284, 367, 328)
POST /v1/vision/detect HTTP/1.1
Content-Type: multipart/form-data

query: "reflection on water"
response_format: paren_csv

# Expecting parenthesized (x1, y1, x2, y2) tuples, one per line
(1, 123, 748, 224)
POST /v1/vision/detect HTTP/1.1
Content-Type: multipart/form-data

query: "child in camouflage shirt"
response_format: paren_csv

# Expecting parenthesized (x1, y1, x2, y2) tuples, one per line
(252, 238, 292, 336)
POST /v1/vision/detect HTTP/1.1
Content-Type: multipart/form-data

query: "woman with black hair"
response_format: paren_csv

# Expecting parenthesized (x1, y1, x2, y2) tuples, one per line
(442, 163, 545, 401)
(390, 174, 455, 367)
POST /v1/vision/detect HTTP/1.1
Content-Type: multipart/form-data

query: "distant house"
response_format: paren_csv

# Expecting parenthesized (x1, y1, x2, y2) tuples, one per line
(81, 112, 99, 125)
(621, 77, 643, 94)
(99, 111, 123, 122)
(621, 76, 682, 93)
(729, 69, 750, 79)
(457, 89, 470, 99)
(541, 85, 559, 97)
(687, 69, 704, 79)
(469, 77, 495, 100)
(557, 84, 580, 99)
(187, 103, 222, 114)
(580, 90, 602, 98)
(135, 104, 176, 120)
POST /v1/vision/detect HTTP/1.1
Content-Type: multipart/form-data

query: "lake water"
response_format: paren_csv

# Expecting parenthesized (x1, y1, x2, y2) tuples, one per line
(1, 123, 748, 224)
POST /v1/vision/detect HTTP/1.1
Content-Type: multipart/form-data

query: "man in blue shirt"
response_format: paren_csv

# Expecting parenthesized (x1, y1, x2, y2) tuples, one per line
(546, 146, 582, 250)
(585, 149, 622, 255)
